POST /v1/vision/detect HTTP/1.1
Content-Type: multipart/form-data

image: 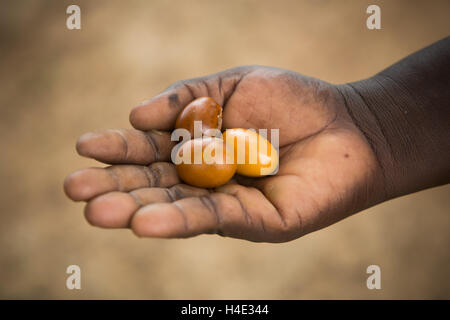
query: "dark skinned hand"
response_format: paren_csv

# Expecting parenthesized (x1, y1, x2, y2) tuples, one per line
(64, 66, 383, 242)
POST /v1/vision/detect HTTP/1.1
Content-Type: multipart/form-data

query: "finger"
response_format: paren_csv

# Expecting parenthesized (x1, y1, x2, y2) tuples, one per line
(129, 67, 248, 131)
(84, 184, 210, 228)
(130, 184, 297, 242)
(76, 129, 175, 165)
(64, 162, 179, 201)
(130, 83, 194, 131)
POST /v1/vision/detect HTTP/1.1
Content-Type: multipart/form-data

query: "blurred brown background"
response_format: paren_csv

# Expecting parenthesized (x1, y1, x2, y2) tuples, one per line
(0, 0, 449, 299)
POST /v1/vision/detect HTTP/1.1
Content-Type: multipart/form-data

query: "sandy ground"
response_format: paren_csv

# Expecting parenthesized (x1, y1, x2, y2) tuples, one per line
(0, 0, 449, 299)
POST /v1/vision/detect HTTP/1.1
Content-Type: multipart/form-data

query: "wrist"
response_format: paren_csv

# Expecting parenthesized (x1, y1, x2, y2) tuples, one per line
(336, 75, 449, 200)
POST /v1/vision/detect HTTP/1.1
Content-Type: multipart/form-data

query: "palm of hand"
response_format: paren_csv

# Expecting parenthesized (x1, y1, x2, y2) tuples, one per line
(64, 66, 380, 242)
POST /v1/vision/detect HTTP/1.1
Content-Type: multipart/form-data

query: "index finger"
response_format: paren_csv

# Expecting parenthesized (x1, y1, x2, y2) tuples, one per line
(129, 67, 247, 131)
(129, 82, 195, 131)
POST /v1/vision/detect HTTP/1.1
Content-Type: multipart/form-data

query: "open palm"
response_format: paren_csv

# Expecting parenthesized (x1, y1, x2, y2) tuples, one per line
(64, 66, 383, 242)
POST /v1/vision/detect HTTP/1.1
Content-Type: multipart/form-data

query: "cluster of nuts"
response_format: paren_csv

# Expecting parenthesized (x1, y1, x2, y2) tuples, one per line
(173, 97, 278, 188)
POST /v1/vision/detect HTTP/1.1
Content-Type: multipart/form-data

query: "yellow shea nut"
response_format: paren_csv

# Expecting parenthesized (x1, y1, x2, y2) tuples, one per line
(223, 128, 279, 177)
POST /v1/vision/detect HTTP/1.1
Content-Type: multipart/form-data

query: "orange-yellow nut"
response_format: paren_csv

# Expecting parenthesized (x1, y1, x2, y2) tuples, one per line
(175, 137, 237, 188)
(223, 128, 279, 177)
(175, 97, 222, 138)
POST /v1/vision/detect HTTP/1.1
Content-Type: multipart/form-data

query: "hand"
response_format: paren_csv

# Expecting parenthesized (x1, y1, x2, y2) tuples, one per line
(64, 66, 384, 242)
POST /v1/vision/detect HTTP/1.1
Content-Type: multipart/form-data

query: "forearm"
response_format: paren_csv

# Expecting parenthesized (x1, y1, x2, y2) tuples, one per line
(338, 37, 450, 199)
